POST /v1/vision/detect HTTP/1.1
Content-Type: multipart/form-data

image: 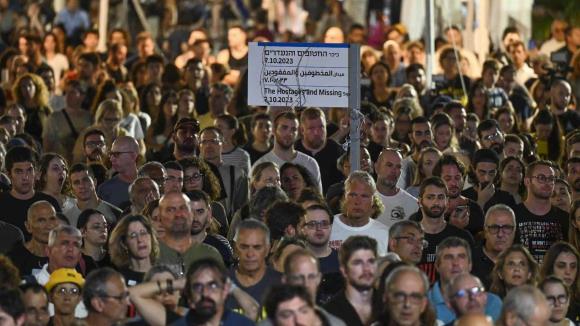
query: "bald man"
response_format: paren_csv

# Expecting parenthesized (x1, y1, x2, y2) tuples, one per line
(97, 136, 140, 208)
(454, 314, 493, 326)
(549, 79, 580, 133)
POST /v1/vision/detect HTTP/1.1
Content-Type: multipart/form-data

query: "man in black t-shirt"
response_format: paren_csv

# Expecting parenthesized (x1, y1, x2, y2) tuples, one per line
(462, 149, 516, 213)
(515, 160, 568, 263)
(432, 154, 484, 236)
(549, 79, 580, 134)
(295, 107, 344, 193)
(411, 177, 474, 284)
(0, 146, 61, 239)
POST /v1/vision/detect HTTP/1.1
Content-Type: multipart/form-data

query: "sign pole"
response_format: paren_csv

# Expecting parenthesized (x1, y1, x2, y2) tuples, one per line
(348, 44, 361, 173)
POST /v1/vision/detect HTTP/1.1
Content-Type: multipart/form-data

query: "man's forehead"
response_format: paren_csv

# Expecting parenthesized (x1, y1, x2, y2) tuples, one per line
(349, 249, 375, 261)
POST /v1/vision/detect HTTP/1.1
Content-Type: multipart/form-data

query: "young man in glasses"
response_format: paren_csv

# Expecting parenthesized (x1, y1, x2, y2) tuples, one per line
(45, 268, 85, 325)
(428, 237, 501, 324)
(472, 204, 516, 289)
(515, 160, 569, 263)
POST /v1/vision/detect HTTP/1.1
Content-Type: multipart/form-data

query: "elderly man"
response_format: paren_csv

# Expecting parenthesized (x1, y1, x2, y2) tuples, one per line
(472, 204, 516, 289)
(127, 177, 160, 215)
(381, 265, 430, 326)
(329, 171, 389, 256)
(7, 201, 59, 277)
(83, 268, 130, 326)
(388, 220, 426, 265)
(444, 273, 490, 326)
(428, 237, 502, 324)
(496, 286, 550, 326)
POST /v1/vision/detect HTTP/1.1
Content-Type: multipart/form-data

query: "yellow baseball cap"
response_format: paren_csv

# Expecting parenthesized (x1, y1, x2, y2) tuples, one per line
(45, 268, 85, 293)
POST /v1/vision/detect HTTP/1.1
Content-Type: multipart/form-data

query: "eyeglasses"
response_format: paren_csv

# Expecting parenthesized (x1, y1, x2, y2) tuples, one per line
(389, 291, 425, 305)
(190, 281, 223, 294)
(546, 294, 568, 306)
(85, 141, 106, 148)
(394, 236, 428, 248)
(303, 220, 331, 230)
(127, 229, 150, 240)
(184, 173, 204, 182)
(482, 131, 502, 142)
(529, 175, 556, 184)
(453, 286, 485, 299)
(485, 224, 515, 235)
(102, 291, 130, 302)
(54, 287, 81, 296)
(109, 151, 133, 158)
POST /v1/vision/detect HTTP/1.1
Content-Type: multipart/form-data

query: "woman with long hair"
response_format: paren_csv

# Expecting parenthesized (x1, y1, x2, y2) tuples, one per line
(363, 61, 394, 108)
(77, 208, 110, 266)
(499, 156, 526, 204)
(407, 147, 442, 198)
(215, 114, 251, 175)
(142, 199, 162, 240)
(13, 73, 52, 142)
(541, 242, 580, 321)
(490, 245, 539, 298)
(41, 31, 69, 94)
(532, 109, 564, 162)
(431, 112, 459, 153)
(280, 162, 317, 201)
(539, 276, 576, 326)
(35, 152, 74, 211)
(494, 106, 520, 135)
(145, 91, 179, 152)
(109, 214, 159, 285)
(466, 80, 490, 120)
(139, 82, 163, 121)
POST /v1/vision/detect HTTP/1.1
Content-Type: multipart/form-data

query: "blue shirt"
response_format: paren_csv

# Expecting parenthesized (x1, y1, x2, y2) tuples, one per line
(428, 281, 502, 324)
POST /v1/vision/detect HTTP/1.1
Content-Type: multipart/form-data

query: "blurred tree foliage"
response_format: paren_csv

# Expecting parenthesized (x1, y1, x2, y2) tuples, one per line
(532, 0, 580, 43)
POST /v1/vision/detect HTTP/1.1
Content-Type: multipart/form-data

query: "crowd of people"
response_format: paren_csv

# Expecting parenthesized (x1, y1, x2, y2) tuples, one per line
(0, 0, 579, 325)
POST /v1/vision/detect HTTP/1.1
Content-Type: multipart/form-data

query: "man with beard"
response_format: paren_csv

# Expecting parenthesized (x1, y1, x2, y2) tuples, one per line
(295, 107, 344, 192)
(413, 177, 474, 283)
(375, 148, 418, 228)
(157, 192, 223, 276)
(566, 157, 580, 202)
(329, 171, 389, 256)
(80, 129, 107, 165)
(443, 273, 499, 325)
(432, 154, 484, 236)
(397, 116, 433, 190)
(189, 190, 234, 268)
(428, 238, 502, 324)
(477, 119, 505, 158)
(0, 146, 61, 239)
(462, 149, 516, 213)
(514, 160, 569, 263)
(471, 204, 516, 289)
(443, 101, 477, 158)
(324, 236, 379, 326)
(97, 136, 139, 209)
(253, 111, 322, 193)
(171, 118, 200, 161)
(64, 163, 121, 227)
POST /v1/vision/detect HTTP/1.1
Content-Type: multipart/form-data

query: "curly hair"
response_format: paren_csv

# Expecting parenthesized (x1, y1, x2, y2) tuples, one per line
(179, 157, 222, 200)
(490, 245, 539, 298)
(13, 73, 51, 113)
(108, 215, 159, 268)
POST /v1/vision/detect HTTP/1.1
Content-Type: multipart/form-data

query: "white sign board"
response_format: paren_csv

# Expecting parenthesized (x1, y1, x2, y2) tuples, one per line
(248, 42, 351, 108)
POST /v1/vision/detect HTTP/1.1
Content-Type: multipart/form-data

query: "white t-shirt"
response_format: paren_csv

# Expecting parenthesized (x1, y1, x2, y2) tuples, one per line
(329, 214, 390, 256)
(376, 189, 419, 228)
(253, 150, 322, 193)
